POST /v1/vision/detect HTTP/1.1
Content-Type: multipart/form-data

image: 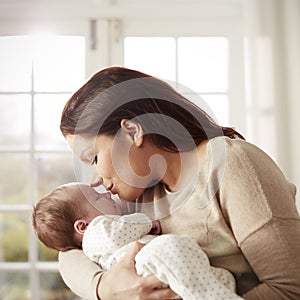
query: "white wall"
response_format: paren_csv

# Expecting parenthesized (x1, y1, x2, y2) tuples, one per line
(284, 0, 300, 210)
(243, 0, 300, 209)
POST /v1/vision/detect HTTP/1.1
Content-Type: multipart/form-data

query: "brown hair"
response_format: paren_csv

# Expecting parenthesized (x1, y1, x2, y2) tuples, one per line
(60, 66, 244, 152)
(32, 185, 84, 251)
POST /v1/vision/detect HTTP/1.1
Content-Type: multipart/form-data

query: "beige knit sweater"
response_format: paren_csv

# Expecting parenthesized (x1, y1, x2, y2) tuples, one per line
(59, 137, 300, 299)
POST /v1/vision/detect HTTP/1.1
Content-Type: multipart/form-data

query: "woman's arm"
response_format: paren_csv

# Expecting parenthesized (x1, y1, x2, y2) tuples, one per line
(83, 213, 153, 268)
(58, 249, 103, 300)
(97, 242, 177, 300)
(241, 218, 300, 300)
(221, 138, 300, 299)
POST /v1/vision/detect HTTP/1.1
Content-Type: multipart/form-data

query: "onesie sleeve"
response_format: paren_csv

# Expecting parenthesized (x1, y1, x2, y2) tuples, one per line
(83, 213, 152, 265)
(219, 138, 300, 299)
(58, 213, 152, 299)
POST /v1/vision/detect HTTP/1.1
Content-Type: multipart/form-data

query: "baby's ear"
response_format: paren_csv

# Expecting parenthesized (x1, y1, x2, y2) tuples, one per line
(120, 119, 144, 147)
(74, 220, 88, 235)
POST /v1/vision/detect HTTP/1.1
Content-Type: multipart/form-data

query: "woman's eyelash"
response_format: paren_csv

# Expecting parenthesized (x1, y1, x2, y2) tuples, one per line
(91, 156, 98, 165)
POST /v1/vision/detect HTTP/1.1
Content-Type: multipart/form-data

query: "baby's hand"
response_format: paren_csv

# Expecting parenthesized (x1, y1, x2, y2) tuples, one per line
(150, 220, 161, 235)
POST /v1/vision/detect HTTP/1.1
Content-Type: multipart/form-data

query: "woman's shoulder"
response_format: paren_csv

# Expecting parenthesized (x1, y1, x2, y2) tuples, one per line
(209, 136, 275, 168)
(210, 136, 296, 191)
(213, 136, 297, 219)
(210, 135, 259, 152)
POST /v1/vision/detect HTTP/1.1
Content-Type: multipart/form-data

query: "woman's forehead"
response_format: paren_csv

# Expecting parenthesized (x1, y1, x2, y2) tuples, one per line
(66, 134, 97, 156)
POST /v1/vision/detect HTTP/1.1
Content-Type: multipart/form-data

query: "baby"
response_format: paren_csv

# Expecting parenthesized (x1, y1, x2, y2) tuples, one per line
(32, 182, 242, 300)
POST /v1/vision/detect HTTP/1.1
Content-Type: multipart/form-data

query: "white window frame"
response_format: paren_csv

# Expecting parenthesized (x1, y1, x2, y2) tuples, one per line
(108, 18, 246, 135)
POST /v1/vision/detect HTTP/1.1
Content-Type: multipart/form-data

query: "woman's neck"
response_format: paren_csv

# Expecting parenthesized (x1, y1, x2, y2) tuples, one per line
(161, 140, 209, 192)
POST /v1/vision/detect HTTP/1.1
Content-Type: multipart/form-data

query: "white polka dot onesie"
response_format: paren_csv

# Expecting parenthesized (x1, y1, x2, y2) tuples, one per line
(82, 213, 242, 300)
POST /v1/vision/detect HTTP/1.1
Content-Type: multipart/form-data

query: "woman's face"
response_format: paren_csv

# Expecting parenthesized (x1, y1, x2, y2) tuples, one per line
(67, 127, 156, 202)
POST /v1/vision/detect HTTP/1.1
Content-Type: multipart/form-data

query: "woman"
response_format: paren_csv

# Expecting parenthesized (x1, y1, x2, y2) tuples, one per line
(59, 66, 300, 300)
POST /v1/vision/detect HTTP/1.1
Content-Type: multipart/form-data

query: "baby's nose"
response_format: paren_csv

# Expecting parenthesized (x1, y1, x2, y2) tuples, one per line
(90, 176, 103, 187)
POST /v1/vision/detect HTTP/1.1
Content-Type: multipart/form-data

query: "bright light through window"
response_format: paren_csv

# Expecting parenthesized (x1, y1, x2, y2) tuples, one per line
(178, 37, 228, 93)
(0, 35, 85, 300)
(124, 37, 176, 81)
(32, 36, 85, 92)
(124, 36, 230, 126)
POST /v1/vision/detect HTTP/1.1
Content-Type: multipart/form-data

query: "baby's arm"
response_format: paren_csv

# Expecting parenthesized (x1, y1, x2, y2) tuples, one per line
(82, 213, 152, 265)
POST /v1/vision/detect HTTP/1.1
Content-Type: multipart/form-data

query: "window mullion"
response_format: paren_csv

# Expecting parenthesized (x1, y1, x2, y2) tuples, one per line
(29, 58, 40, 300)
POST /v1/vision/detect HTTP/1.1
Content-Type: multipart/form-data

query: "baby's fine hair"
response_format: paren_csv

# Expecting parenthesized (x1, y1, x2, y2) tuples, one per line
(32, 185, 83, 251)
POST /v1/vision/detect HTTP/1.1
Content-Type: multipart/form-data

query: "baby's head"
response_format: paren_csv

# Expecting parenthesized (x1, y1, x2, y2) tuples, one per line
(32, 182, 121, 251)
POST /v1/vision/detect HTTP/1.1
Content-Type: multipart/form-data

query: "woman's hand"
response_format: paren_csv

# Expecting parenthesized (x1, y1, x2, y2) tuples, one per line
(97, 241, 177, 300)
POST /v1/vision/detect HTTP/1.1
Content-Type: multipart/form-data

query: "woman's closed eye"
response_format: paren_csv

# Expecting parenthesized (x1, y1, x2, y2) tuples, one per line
(91, 156, 98, 165)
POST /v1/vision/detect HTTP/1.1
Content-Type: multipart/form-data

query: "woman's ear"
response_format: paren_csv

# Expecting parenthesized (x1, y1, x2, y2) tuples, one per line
(120, 119, 144, 147)
(74, 220, 88, 235)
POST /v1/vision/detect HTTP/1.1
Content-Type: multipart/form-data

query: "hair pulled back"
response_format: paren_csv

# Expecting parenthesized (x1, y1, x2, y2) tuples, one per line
(60, 66, 244, 152)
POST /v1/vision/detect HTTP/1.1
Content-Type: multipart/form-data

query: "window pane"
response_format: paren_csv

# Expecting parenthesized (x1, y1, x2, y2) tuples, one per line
(184, 93, 229, 126)
(124, 37, 176, 81)
(39, 272, 81, 300)
(0, 36, 32, 92)
(33, 36, 85, 92)
(0, 212, 29, 262)
(0, 154, 30, 205)
(38, 240, 58, 262)
(0, 95, 31, 150)
(0, 271, 29, 300)
(178, 37, 228, 93)
(37, 153, 77, 199)
(34, 94, 71, 150)
(201, 94, 229, 126)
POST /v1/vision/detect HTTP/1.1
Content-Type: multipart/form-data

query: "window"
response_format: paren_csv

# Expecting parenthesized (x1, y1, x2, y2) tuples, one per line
(124, 36, 229, 125)
(0, 35, 85, 299)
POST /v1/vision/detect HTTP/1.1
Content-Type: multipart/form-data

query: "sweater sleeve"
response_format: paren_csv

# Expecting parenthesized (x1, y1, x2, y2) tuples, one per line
(58, 249, 103, 300)
(241, 218, 300, 300)
(83, 213, 152, 265)
(219, 138, 300, 299)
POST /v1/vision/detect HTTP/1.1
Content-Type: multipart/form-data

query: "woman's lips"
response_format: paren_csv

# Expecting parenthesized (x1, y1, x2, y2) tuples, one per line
(109, 185, 117, 195)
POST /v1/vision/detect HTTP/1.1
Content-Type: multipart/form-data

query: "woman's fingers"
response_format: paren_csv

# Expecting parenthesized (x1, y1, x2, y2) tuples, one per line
(98, 241, 178, 299)
(122, 241, 145, 265)
(121, 243, 179, 299)
(142, 275, 178, 299)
